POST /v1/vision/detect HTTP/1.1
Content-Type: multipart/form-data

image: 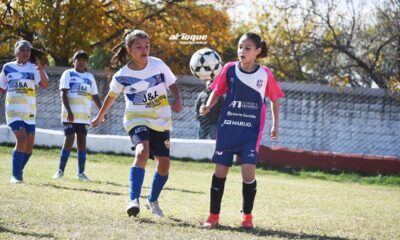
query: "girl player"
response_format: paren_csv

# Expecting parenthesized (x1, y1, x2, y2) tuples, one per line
(91, 29, 182, 218)
(200, 32, 284, 229)
(0, 40, 48, 183)
(52, 50, 102, 181)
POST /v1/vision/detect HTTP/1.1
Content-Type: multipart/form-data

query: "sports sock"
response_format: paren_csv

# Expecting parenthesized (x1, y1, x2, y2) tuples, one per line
(210, 174, 226, 214)
(12, 150, 23, 180)
(77, 150, 86, 174)
(242, 179, 257, 214)
(148, 171, 168, 202)
(129, 167, 145, 201)
(58, 149, 71, 172)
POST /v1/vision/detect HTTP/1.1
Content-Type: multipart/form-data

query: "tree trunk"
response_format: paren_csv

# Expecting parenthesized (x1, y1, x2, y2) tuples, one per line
(53, 57, 70, 67)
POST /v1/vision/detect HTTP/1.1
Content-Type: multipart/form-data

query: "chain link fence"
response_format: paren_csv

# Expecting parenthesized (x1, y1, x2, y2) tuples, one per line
(0, 67, 399, 157)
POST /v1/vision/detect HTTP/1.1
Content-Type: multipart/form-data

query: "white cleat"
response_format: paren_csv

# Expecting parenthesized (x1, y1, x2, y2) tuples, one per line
(127, 198, 140, 217)
(146, 199, 164, 218)
(77, 173, 90, 181)
(10, 176, 23, 184)
(52, 170, 64, 179)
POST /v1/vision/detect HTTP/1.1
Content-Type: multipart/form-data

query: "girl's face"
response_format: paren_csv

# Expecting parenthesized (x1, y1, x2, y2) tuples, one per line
(16, 47, 31, 64)
(73, 58, 87, 72)
(237, 37, 261, 64)
(127, 37, 150, 64)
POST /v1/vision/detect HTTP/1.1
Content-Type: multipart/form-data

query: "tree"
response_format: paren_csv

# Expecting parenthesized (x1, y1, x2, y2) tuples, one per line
(0, 0, 234, 74)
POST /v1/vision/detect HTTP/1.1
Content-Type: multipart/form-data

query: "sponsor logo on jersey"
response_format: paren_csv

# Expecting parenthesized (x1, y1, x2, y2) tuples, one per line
(228, 101, 258, 110)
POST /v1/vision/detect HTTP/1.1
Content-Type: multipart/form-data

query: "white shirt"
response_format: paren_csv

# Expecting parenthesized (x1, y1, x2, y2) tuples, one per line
(109, 57, 177, 132)
(0, 61, 42, 125)
(59, 69, 98, 124)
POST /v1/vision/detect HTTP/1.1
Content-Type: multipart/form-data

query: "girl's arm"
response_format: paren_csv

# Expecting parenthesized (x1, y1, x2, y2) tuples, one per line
(270, 99, 280, 139)
(199, 90, 220, 116)
(91, 93, 116, 127)
(61, 89, 74, 122)
(37, 63, 48, 89)
(169, 83, 182, 113)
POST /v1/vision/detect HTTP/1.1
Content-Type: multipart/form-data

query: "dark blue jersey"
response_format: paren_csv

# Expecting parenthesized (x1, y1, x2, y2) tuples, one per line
(210, 62, 284, 152)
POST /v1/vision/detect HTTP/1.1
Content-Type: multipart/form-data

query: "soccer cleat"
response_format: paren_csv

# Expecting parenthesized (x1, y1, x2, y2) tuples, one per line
(127, 198, 140, 217)
(202, 213, 219, 229)
(241, 213, 255, 229)
(10, 176, 23, 184)
(77, 173, 90, 181)
(52, 170, 64, 179)
(146, 199, 164, 218)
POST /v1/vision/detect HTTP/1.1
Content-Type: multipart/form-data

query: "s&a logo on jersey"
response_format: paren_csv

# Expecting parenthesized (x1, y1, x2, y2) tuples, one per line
(164, 140, 170, 149)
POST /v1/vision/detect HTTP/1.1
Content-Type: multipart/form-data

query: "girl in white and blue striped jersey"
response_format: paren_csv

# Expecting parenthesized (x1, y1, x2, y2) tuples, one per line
(0, 40, 48, 183)
(91, 29, 182, 218)
(52, 50, 102, 181)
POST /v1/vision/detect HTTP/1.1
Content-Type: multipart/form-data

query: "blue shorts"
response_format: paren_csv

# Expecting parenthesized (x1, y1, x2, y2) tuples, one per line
(63, 122, 89, 136)
(9, 121, 35, 134)
(212, 148, 258, 167)
(128, 126, 170, 158)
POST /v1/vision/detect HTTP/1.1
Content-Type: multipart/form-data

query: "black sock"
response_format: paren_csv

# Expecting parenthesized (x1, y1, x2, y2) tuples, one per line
(242, 180, 257, 214)
(210, 174, 226, 214)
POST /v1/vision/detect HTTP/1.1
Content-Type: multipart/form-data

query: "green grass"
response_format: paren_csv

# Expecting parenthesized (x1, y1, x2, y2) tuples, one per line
(1, 145, 400, 240)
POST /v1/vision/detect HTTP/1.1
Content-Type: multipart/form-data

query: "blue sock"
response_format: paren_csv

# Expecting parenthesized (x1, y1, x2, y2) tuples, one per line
(129, 167, 145, 201)
(58, 149, 71, 172)
(21, 153, 31, 170)
(77, 150, 86, 174)
(12, 150, 23, 180)
(148, 171, 169, 202)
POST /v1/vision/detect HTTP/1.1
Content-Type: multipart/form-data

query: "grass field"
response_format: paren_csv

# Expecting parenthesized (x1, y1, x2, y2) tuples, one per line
(1, 145, 400, 240)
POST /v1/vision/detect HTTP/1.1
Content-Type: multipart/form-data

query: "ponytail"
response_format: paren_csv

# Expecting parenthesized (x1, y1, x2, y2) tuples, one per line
(111, 28, 149, 67)
(30, 47, 49, 65)
(258, 40, 269, 58)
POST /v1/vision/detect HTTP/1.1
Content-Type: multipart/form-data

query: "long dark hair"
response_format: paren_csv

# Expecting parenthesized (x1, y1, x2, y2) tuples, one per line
(30, 47, 49, 65)
(111, 29, 149, 66)
(240, 32, 270, 58)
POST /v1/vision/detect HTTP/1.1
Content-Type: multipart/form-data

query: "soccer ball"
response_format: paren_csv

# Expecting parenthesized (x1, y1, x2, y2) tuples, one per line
(189, 48, 222, 81)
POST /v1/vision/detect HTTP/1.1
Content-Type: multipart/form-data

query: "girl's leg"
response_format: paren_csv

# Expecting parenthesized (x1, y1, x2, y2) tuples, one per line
(210, 164, 230, 214)
(11, 129, 28, 181)
(76, 133, 87, 175)
(241, 163, 257, 229)
(57, 134, 75, 174)
(20, 133, 35, 177)
(148, 156, 169, 202)
(241, 164, 257, 214)
(129, 141, 149, 201)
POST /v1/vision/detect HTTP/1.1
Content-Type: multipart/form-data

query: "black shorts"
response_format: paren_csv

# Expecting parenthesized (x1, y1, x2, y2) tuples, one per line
(63, 122, 89, 136)
(128, 126, 170, 158)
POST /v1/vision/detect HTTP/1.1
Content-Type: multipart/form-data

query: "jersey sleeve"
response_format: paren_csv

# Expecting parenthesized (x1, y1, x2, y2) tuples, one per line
(160, 61, 177, 88)
(210, 63, 231, 96)
(0, 66, 7, 90)
(59, 70, 70, 90)
(90, 74, 99, 95)
(109, 73, 124, 97)
(265, 68, 284, 101)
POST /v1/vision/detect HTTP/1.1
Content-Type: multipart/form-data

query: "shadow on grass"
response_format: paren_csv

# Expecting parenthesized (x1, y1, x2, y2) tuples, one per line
(36, 183, 125, 196)
(0, 225, 57, 239)
(91, 180, 205, 194)
(135, 217, 351, 240)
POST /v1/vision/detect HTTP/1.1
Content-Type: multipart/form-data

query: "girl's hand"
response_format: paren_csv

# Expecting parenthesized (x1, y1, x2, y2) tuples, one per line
(67, 112, 74, 123)
(199, 105, 210, 116)
(171, 98, 182, 113)
(270, 127, 279, 139)
(91, 115, 104, 128)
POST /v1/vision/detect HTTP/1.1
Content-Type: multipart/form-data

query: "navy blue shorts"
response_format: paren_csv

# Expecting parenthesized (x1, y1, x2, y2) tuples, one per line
(128, 126, 170, 158)
(212, 145, 258, 167)
(9, 121, 35, 134)
(63, 122, 89, 136)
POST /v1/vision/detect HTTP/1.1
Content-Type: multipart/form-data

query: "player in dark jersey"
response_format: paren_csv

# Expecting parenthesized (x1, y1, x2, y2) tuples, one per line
(200, 32, 284, 229)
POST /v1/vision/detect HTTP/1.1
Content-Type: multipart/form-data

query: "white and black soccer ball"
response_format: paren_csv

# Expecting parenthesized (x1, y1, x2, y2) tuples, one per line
(189, 48, 222, 81)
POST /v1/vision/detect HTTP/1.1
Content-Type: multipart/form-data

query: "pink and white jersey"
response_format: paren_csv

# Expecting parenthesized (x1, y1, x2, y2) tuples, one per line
(210, 61, 284, 152)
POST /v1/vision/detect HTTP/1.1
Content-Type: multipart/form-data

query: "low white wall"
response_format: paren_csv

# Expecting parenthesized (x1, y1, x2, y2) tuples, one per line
(0, 125, 215, 160)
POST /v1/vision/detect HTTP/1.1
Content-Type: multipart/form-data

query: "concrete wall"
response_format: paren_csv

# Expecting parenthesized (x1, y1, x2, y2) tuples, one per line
(0, 67, 399, 157)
